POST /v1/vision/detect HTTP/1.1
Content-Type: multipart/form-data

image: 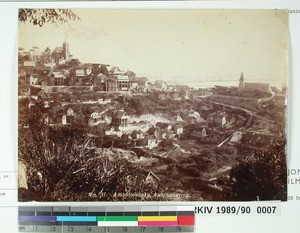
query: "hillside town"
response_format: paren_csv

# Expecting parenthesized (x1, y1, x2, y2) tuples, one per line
(18, 41, 287, 201)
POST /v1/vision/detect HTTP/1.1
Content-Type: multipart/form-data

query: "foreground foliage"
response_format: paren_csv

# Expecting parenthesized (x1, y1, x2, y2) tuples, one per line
(18, 127, 163, 201)
(228, 136, 287, 201)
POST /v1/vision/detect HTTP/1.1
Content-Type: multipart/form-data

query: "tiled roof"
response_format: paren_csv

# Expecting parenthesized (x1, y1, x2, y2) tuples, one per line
(53, 47, 64, 54)
(52, 72, 65, 78)
(109, 66, 121, 73)
(114, 110, 128, 119)
(24, 61, 35, 67)
(155, 80, 167, 85)
(29, 50, 43, 56)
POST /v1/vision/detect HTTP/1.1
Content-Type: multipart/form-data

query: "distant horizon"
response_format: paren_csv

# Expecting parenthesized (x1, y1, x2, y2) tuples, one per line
(162, 79, 285, 89)
(19, 9, 288, 86)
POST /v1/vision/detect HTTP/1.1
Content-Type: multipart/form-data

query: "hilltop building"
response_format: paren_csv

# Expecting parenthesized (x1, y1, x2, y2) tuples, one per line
(52, 41, 70, 64)
(117, 75, 129, 91)
(239, 72, 270, 93)
(105, 77, 118, 92)
(109, 66, 123, 75)
(29, 50, 43, 63)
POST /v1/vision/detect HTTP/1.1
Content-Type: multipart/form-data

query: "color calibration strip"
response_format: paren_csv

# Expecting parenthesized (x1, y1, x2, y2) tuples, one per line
(18, 206, 195, 232)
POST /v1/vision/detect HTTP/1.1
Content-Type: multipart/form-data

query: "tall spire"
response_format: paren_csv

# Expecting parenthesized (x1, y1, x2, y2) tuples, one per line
(240, 72, 244, 81)
(239, 72, 244, 90)
(63, 38, 70, 61)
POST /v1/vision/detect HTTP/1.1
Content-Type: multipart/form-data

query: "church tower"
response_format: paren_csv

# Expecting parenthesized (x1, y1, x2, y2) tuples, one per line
(239, 72, 244, 90)
(63, 40, 70, 61)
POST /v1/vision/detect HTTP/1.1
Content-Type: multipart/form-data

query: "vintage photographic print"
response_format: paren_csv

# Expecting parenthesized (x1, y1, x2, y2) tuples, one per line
(18, 9, 288, 202)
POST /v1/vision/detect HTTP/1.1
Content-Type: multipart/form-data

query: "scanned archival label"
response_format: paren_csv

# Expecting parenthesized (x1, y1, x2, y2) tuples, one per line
(18, 9, 288, 201)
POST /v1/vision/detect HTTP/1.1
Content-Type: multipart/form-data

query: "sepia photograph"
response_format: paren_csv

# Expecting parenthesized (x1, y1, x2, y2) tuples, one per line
(18, 9, 288, 202)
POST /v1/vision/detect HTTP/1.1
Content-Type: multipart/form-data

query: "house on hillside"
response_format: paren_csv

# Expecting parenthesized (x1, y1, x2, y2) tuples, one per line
(109, 66, 120, 74)
(207, 113, 227, 128)
(75, 69, 86, 85)
(43, 114, 49, 125)
(131, 130, 144, 140)
(156, 122, 172, 131)
(40, 79, 49, 87)
(192, 127, 207, 138)
(34, 65, 51, 76)
(147, 126, 162, 140)
(84, 64, 92, 76)
(124, 70, 136, 79)
(48, 71, 66, 86)
(92, 74, 107, 86)
(156, 122, 172, 139)
(29, 50, 43, 63)
(29, 74, 39, 85)
(145, 135, 158, 149)
(112, 110, 130, 127)
(91, 111, 112, 126)
(130, 77, 149, 92)
(109, 66, 123, 75)
(154, 80, 168, 90)
(136, 77, 148, 88)
(88, 117, 96, 127)
(89, 116, 109, 127)
(117, 75, 129, 91)
(147, 127, 159, 137)
(130, 80, 140, 91)
(98, 64, 110, 77)
(28, 101, 35, 109)
(58, 113, 75, 125)
(145, 171, 160, 185)
(173, 124, 183, 135)
(67, 108, 75, 116)
(105, 77, 118, 92)
(37, 90, 52, 108)
(23, 61, 36, 75)
(90, 111, 100, 119)
(37, 90, 50, 101)
(62, 115, 67, 125)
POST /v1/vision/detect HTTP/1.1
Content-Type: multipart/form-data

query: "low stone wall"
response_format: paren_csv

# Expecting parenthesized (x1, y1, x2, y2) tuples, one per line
(42, 86, 91, 93)
(208, 94, 258, 111)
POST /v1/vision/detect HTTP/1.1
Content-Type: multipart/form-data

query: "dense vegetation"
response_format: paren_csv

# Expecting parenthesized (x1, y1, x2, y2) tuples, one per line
(226, 136, 287, 201)
(18, 93, 287, 202)
(19, 126, 164, 201)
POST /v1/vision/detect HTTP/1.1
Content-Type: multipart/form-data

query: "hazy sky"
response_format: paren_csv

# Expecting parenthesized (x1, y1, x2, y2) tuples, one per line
(19, 9, 288, 86)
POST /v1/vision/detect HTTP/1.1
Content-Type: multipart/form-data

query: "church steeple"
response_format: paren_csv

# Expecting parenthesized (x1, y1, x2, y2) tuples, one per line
(239, 72, 244, 90)
(63, 38, 70, 61)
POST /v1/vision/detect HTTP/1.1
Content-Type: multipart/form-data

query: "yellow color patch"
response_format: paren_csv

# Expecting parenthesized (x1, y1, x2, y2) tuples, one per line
(138, 216, 177, 221)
